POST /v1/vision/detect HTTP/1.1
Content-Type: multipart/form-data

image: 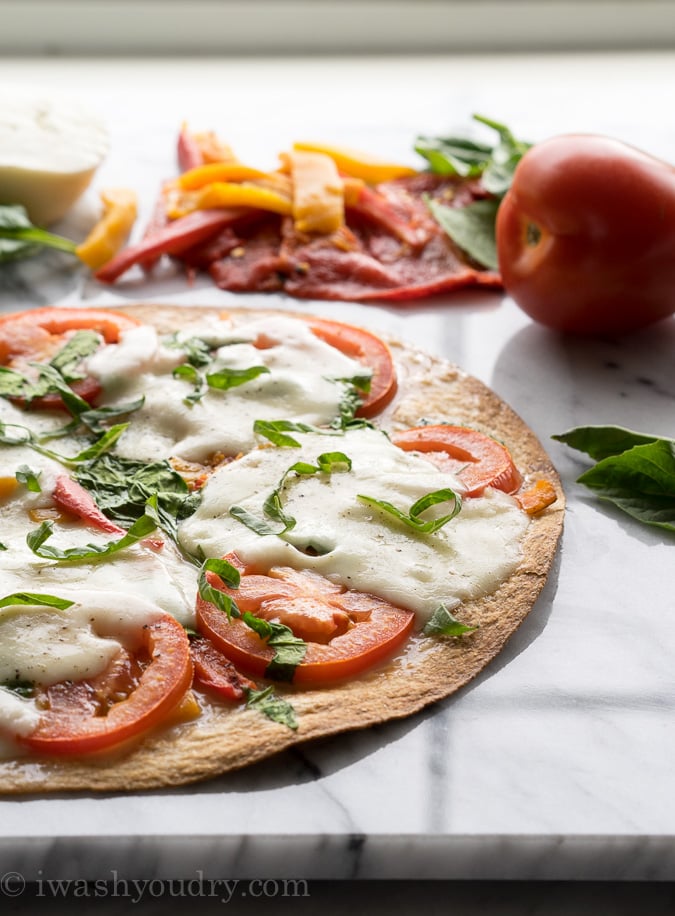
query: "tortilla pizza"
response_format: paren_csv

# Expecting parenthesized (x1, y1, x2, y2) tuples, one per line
(0, 304, 563, 792)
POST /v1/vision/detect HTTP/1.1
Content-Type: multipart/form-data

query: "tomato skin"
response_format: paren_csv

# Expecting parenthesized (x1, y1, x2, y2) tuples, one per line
(496, 134, 675, 335)
(303, 316, 397, 417)
(22, 615, 193, 756)
(392, 425, 522, 497)
(196, 558, 415, 685)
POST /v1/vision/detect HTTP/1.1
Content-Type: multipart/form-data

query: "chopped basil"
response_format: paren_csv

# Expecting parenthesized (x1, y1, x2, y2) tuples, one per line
(231, 452, 352, 538)
(245, 685, 298, 730)
(206, 365, 270, 391)
(241, 613, 307, 682)
(15, 465, 41, 493)
(32, 362, 91, 419)
(254, 419, 316, 448)
(1, 680, 35, 698)
(49, 330, 102, 382)
(73, 454, 200, 528)
(26, 513, 157, 562)
(197, 557, 241, 619)
(358, 487, 461, 535)
(554, 425, 675, 532)
(172, 364, 205, 405)
(423, 604, 477, 637)
(0, 592, 74, 610)
(76, 397, 146, 436)
(165, 334, 213, 368)
(0, 419, 128, 468)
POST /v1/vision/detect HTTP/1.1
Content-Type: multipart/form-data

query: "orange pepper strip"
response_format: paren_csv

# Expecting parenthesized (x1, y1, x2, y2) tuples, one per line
(292, 141, 418, 184)
(76, 188, 138, 270)
(516, 480, 558, 515)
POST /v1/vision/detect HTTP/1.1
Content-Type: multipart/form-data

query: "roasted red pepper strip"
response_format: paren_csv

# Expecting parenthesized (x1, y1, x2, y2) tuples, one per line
(94, 209, 247, 283)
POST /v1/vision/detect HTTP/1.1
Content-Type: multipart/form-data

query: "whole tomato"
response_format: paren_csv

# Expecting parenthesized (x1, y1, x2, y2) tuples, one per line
(496, 134, 675, 335)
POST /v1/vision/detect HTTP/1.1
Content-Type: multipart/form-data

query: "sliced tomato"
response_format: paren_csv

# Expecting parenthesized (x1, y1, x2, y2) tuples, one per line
(196, 555, 415, 685)
(0, 307, 140, 411)
(22, 614, 193, 756)
(392, 425, 522, 497)
(302, 316, 397, 417)
(190, 636, 256, 701)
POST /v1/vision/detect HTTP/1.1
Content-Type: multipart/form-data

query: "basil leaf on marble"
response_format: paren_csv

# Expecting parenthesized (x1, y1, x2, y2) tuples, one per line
(554, 425, 675, 532)
(0, 204, 78, 261)
(241, 613, 307, 683)
(0, 591, 75, 610)
(358, 487, 462, 535)
(552, 425, 665, 462)
(27, 514, 157, 562)
(423, 604, 478, 638)
(245, 685, 298, 730)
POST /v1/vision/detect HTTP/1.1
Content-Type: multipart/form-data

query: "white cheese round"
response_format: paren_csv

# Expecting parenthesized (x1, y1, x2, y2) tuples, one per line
(0, 93, 109, 225)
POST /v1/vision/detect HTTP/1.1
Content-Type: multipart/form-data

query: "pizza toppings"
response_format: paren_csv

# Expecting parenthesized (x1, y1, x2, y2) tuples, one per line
(0, 306, 560, 769)
(196, 556, 415, 685)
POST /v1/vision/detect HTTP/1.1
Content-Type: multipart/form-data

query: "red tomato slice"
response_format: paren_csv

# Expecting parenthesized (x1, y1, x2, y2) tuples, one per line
(303, 316, 397, 418)
(0, 307, 140, 411)
(190, 636, 256, 701)
(22, 614, 193, 756)
(196, 555, 415, 685)
(392, 425, 522, 497)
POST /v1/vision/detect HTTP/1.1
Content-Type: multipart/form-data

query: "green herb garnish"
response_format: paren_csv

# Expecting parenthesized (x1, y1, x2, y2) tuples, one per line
(553, 425, 675, 532)
(26, 513, 157, 562)
(0, 204, 78, 262)
(245, 685, 298, 730)
(357, 487, 462, 535)
(15, 464, 41, 492)
(0, 592, 75, 610)
(423, 604, 477, 637)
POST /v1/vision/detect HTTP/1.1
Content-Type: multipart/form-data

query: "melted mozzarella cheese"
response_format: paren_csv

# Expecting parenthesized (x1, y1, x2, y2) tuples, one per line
(0, 590, 170, 746)
(84, 315, 368, 463)
(178, 427, 529, 622)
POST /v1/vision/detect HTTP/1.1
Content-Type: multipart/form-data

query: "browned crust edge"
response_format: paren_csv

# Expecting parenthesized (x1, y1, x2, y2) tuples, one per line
(0, 304, 564, 793)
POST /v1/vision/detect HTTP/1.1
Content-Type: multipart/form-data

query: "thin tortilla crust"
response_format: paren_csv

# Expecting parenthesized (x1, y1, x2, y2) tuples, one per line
(0, 305, 564, 793)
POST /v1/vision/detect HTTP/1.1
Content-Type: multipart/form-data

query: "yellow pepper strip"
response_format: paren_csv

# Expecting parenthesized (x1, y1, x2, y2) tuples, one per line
(285, 150, 345, 235)
(176, 162, 269, 191)
(293, 141, 418, 184)
(343, 176, 365, 206)
(166, 182, 293, 220)
(76, 188, 138, 271)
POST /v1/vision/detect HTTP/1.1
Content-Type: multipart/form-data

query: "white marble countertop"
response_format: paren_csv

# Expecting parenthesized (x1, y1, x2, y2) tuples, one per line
(0, 53, 674, 885)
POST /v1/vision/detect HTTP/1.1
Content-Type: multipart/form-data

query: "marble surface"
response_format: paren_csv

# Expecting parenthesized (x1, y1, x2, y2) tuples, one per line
(0, 53, 674, 885)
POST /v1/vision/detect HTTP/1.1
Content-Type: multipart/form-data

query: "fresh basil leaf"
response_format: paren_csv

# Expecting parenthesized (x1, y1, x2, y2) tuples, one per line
(358, 487, 461, 535)
(0, 421, 32, 447)
(253, 419, 313, 448)
(31, 363, 91, 419)
(0, 543, 7, 551)
(49, 330, 102, 381)
(245, 685, 298, 730)
(575, 440, 675, 532)
(0, 591, 74, 610)
(16, 465, 41, 492)
(241, 612, 307, 682)
(206, 365, 270, 391)
(423, 604, 478, 637)
(197, 557, 241, 619)
(0, 205, 77, 261)
(315, 451, 352, 474)
(552, 425, 665, 462)
(414, 135, 493, 177)
(0, 679, 35, 698)
(262, 486, 297, 533)
(426, 197, 499, 271)
(0, 366, 38, 400)
(172, 363, 206, 405)
(165, 334, 213, 368)
(27, 513, 157, 562)
(229, 505, 279, 536)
